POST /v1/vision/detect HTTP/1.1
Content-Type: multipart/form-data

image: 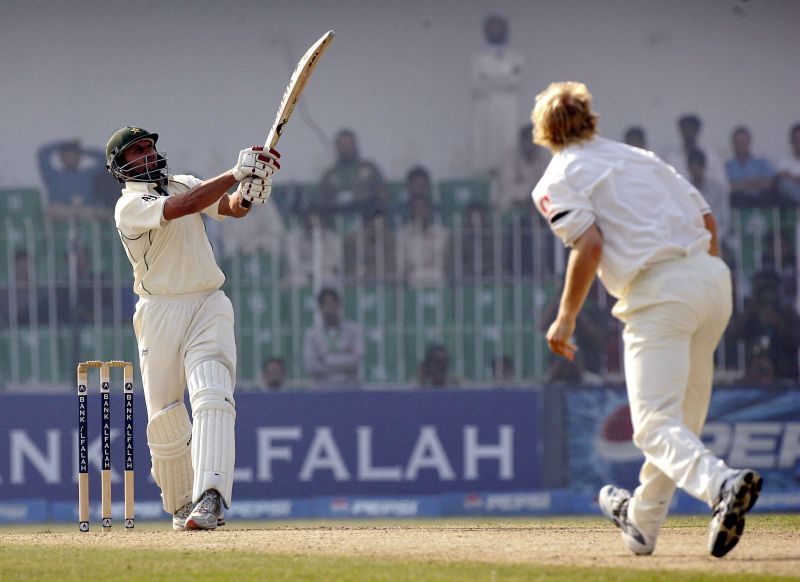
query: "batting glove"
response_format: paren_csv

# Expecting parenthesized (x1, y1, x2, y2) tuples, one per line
(232, 146, 281, 181)
(237, 175, 273, 205)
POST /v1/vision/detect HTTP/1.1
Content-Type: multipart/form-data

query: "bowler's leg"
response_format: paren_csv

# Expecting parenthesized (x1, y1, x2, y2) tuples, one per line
(624, 301, 730, 520)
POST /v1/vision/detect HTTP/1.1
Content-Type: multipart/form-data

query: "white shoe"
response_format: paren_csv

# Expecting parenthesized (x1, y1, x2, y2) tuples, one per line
(172, 501, 195, 531)
(182, 490, 226, 531)
(599, 485, 655, 555)
(709, 469, 763, 558)
(173, 500, 226, 531)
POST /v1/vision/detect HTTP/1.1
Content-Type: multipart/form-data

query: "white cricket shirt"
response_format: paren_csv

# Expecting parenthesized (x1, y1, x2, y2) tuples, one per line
(532, 137, 711, 298)
(115, 175, 226, 296)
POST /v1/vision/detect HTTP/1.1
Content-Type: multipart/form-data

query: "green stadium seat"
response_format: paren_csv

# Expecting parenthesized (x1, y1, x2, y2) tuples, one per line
(437, 179, 491, 226)
(0, 188, 44, 219)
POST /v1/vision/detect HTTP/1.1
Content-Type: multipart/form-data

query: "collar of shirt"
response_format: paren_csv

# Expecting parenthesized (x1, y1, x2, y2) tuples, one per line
(125, 180, 169, 196)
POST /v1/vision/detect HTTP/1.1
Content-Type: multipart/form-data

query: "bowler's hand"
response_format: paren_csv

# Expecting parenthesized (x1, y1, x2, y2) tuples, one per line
(546, 316, 577, 362)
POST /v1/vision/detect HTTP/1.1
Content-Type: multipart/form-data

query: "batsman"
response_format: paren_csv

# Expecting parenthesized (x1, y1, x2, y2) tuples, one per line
(105, 126, 280, 530)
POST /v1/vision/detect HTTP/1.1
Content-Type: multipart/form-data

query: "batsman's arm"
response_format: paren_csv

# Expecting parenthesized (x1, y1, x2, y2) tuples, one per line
(163, 172, 237, 220)
(218, 191, 252, 218)
(546, 223, 604, 361)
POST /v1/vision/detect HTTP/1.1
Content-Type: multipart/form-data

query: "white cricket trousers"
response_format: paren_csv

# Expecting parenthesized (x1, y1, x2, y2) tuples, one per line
(133, 289, 237, 419)
(612, 252, 736, 537)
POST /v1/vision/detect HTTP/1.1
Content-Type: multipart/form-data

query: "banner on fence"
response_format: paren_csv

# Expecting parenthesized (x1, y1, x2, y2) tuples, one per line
(567, 386, 800, 493)
(0, 390, 541, 505)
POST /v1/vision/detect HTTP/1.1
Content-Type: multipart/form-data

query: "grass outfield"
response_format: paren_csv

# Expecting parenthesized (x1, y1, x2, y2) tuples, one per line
(1, 515, 798, 581)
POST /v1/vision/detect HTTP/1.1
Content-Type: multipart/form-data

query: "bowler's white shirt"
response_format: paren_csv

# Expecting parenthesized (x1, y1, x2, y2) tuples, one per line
(115, 175, 226, 296)
(532, 138, 711, 298)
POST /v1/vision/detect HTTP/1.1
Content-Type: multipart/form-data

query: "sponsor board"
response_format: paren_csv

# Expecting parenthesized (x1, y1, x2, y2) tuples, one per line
(0, 390, 540, 501)
(314, 496, 440, 518)
(0, 499, 47, 523)
(440, 490, 573, 515)
(567, 386, 800, 494)
(6, 488, 800, 525)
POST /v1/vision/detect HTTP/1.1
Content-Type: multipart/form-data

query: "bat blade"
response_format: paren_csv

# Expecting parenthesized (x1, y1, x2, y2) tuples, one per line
(240, 30, 335, 208)
(265, 30, 335, 148)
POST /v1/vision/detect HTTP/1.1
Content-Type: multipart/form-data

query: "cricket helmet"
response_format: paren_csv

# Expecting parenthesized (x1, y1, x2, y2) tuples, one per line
(105, 126, 168, 185)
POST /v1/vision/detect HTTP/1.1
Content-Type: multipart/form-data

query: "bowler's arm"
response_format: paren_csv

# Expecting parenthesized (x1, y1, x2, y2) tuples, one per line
(703, 212, 719, 257)
(546, 223, 604, 360)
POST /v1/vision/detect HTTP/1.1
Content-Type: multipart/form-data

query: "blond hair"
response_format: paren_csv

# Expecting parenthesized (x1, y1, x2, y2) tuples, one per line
(532, 82, 598, 152)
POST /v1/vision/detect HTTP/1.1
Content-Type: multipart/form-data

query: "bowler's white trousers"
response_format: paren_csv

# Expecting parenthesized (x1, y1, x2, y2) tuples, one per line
(612, 252, 736, 538)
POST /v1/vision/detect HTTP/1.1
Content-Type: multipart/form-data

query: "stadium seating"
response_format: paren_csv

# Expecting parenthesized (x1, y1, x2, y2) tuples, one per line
(1, 184, 796, 390)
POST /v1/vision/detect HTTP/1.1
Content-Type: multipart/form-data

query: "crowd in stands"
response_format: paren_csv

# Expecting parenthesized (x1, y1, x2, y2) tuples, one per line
(3, 14, 799, 390)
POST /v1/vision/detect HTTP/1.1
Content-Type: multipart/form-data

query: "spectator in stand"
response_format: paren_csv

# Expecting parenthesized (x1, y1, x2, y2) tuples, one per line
(623, 126, 648, 150)
(0, 249, 49, 326)
(688, 149, 730, 243)
(663, 114, 728, 189)
(729, 269, 800, 382)
(471, 14, 524, 179)
(261, 357, 287, 390)
(457, 200, 495, 280)
(497, 124, 551, 213)
(38, 139, 108, 218)
(343, 209, 397, 283)
(314, 129, 388, 219)
(303, 288, 364, 388)
(399, 169, 451, 287)
(417, 344, 457, 388)
(725, 126, 778, 205)
(284, 212, 343, 288)
(777, 122, 800, 203)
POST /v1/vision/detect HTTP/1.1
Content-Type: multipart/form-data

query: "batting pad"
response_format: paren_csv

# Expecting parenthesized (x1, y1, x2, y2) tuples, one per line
(146, 401, 193, 514)
(188, 360, 236, 508)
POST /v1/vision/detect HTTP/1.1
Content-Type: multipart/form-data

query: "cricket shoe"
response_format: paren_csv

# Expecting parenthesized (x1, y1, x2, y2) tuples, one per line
(184, 490, 225, 531)
(599, 485, 655, 555)
(708, 469, 763, 558)
(173, 500, 226, 531)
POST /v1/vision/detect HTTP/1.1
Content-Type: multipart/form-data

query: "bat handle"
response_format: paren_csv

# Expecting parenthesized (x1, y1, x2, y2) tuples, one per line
(240, 198, 251, 209)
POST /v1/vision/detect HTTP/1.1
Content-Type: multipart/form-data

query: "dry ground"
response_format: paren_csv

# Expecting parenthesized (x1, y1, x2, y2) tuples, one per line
(3, 516, 799, 579)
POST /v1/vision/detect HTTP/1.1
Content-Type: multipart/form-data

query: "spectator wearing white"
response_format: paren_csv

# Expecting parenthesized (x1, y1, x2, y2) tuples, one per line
(284, 212, 343, 289)
(470, 14, 525, 178)
(399, 169, 451, 287)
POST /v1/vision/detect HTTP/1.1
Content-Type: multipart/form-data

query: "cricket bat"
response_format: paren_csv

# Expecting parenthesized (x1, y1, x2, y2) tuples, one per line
(241, 30, 335, 208)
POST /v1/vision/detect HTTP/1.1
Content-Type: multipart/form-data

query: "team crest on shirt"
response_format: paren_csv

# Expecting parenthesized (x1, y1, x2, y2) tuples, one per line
(539, 194, 551, 215)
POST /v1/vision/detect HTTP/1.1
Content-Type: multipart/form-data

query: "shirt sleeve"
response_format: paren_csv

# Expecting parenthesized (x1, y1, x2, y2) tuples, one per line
(115, 192, 167, 236)
(172, 174, 226, 221)
(532, 166, 596, 246)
